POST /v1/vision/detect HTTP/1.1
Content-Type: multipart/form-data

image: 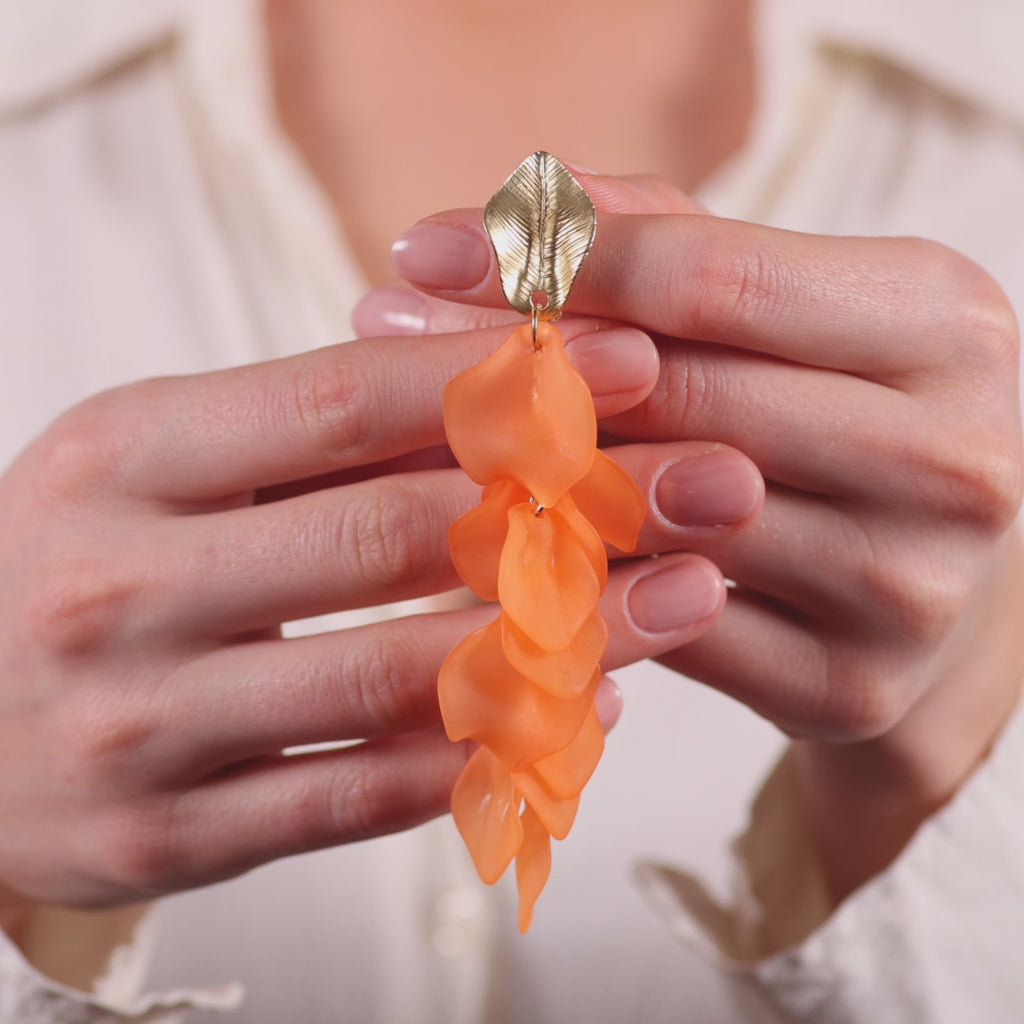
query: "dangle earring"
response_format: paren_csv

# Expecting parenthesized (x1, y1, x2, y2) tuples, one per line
(439, 152, 646, 932)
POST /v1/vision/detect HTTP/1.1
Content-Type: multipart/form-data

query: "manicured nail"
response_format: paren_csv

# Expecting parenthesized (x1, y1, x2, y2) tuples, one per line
(562, 158, 599, 175)
(627, 559, 723, 633)
(655, 451, 761, 528)
(392, 224, 492, 290)
(351, 284, 427, 337)
(566, 329, 657, 397)
(594, 677, 623, 732)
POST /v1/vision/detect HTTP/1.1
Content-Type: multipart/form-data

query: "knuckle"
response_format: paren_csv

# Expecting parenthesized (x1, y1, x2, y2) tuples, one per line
(284, 352, 371, 462)
(59, 693, 159, 788)
(286, 767, 381, 849)
(688, 236, 795, 340)
(23, 558, 137, 658)
(332, 480, 440, 591)
(346, 631, 434, 733)
(817, 664, 910, 741)
(103, 803, 181, 895)
(908, 428, 1024, 534)
(648, 347, 721, 436)
(912, 238, 1021, 367)
(942, 440, 1024, 534)
(32, 393, 129, 502)
(856, 552, 965, 650)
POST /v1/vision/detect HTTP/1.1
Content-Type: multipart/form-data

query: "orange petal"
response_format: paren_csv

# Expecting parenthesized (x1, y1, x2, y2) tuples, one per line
(501, 611, 607, 699)
(534, 704, 605, 799)
(499, 502, 601, 652)
(513, 768, 579, 840)
(448, 480, 524, 600)
(444, 323, 597, 507)
(516, 805, 552, 934)
(438, 620, 600, 770)
(451, 747, 524, 884)
(557, 492, 608, 593)
(570, 449, 647, 553)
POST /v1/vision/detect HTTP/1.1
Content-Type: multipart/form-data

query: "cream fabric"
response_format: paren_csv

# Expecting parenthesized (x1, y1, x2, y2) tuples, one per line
(1, 0, 1023, 1021)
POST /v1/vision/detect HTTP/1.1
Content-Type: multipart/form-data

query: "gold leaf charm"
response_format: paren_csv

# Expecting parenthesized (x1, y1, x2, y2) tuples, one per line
(484, 152, 597, 319)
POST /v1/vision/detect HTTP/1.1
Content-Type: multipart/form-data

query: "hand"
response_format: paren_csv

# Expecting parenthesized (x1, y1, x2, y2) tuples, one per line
(362, 171, 1024, 898)
(0, 319, 762, 921)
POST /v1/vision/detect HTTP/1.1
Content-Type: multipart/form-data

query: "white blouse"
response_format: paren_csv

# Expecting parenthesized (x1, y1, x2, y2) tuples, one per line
(1, 1, 1023, 1022)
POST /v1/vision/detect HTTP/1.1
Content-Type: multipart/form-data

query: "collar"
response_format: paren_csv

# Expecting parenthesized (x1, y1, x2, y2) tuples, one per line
(808, 0, 1024, 128)
(0, 0, 185, 115)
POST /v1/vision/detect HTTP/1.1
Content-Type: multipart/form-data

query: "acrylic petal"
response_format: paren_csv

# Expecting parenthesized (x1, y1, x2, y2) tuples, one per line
(557, 492, 608, 593)
(534, 705, 605, 800)
(570, 449, 647, 553)
(438, 620, 600, 770)
(501, 611, 607, 699)
(444, 323, 596, 507)
(513, 768, 579, 841)
(516, 805, 553, 934)
(448, 480, 524, 600)
(499, 502, 600, 652)
(451, 747, 524, 884)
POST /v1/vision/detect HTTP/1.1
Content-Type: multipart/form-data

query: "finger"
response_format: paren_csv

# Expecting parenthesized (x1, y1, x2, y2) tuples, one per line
(654, 587, 926, 742)
(352, 280, 521, 337)
(157, 438, 756, 639)
(165, 468, 477, 637)
(605, 342, 930, 499)
(87, 325, 657, 505)
(118, 730, 472, 890)
(597, 440, 764, 549)
(376, 170, 699, 334)
(688, 484, 975, 639)
(154, 553, 726, 772)
(392, 208, 1007, 379)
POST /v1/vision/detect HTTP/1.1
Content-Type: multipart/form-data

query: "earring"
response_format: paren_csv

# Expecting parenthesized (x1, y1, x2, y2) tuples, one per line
(439, 152, 646, 932)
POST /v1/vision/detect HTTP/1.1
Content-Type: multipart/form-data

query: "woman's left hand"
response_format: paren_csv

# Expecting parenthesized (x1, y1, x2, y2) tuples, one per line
(355, 171, 1024, 898)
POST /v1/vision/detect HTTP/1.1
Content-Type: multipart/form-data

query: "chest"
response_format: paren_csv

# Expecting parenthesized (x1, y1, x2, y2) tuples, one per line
(268, 0, 753, 282)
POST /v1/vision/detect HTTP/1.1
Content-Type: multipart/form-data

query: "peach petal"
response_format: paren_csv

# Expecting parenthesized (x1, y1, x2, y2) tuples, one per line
(571, 449, 647, 552)
(556, 492, 608, 592)
(513, 768, 580, 840)
(499, 502, 601, 652)
(501, 611, 607, 699)
(448, 480, 522, 600)
(438, 620, 600, 770)
(451, 747, 524, 884)
(444, 323, 596, 507)
(534, 705, 605, 800)
(516, 806, 553, 934)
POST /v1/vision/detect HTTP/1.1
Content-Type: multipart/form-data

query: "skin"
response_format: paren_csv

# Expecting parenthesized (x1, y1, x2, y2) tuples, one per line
(0, 320, 762, 938)
(369, 175, 1024, 901)
(2, 0, 1021, 965)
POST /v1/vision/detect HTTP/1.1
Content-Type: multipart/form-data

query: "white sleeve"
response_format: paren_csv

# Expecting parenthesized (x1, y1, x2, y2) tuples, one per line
(0, 905, 243, 1024)
(637, 697, 1024, 1024)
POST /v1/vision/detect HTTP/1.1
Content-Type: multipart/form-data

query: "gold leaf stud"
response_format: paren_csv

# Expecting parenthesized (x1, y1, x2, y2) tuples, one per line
(484, 152, 597, 320)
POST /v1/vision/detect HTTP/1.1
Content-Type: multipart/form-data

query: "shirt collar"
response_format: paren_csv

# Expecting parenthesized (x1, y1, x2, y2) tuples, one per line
(0, 0, 185, 115)
(808, 0, 1024, 128)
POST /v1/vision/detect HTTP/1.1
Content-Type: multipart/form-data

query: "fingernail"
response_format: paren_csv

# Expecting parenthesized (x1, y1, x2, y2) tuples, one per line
(627, 559, 723, 633)
(562, 158, 598, 175)
(594, 676, 623, 732)
(655, 451, 761, 528)
(351, 284, 427, 337)
(566, 329, 658, 397)
(391, 224, 492, 290)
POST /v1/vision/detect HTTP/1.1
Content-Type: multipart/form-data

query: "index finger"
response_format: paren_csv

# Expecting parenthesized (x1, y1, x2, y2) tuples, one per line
(392, 180, 1007, 378)
(56, 323, 656, 504)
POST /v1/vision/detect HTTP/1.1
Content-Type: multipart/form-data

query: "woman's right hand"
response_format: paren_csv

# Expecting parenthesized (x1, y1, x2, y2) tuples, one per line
(0, 321, 762, 919)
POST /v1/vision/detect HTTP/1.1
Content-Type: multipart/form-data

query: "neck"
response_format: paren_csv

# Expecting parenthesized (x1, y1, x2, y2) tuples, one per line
(265, 0, 755, 283)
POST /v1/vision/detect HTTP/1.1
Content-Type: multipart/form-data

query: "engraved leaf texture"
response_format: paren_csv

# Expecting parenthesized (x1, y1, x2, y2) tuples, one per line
(484, 152, 597, 318)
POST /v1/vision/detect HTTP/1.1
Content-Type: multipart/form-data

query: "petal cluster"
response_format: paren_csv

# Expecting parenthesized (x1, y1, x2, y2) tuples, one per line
(440, 322, 645, 931)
